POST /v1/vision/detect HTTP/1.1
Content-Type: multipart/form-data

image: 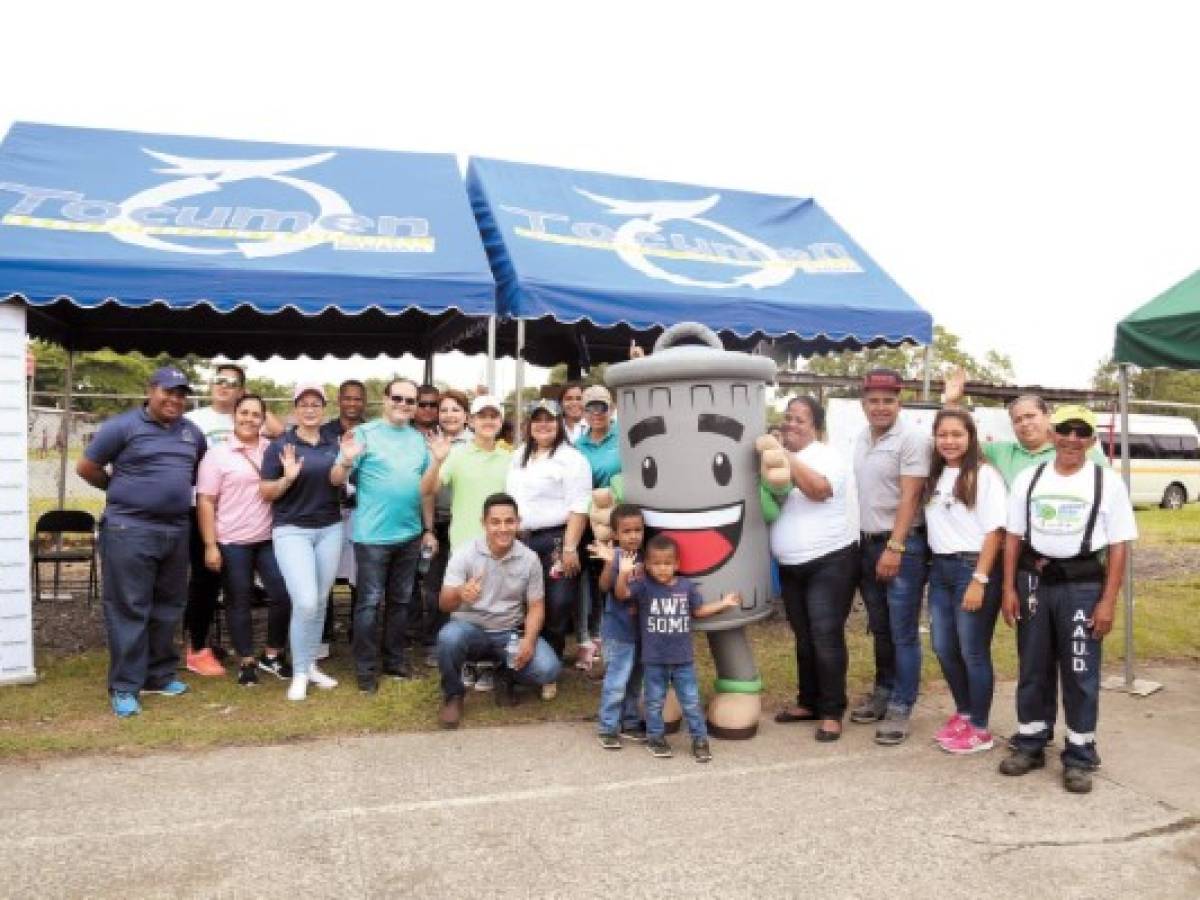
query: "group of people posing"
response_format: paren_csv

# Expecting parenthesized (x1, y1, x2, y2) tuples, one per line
(79, 360, 1135, 790)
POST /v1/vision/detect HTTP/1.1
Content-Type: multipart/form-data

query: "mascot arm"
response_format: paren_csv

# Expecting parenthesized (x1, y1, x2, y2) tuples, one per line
(589, 473, 624, 543)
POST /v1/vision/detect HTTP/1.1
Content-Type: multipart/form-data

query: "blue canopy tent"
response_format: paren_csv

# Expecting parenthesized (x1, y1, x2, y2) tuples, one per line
(1, 122, 497, 358)
(0, 122, 498, 687)
(467, 157, 932, 367)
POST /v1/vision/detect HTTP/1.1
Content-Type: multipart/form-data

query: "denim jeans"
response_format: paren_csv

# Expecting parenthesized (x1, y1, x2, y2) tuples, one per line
(99, 522, 189, 693)
(352, 538, 422, 678)
(928, 553, 1001, 729)
(778, 543, 859, 720)
(859, 530, 930, 711)
(219, 541, 292, 659)
(435, 618, 562, 698)
(597, 638, 643, 734)
(417, 520, 452, 646)
(644, 662, 706, 740)
(185, 508, 222, 651)
(273, 523, 344, 675)
(523, 526, 578, 659)
(1012, 572, 1104, 769)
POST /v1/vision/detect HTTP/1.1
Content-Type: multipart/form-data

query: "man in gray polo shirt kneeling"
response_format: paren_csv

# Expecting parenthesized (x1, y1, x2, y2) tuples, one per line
(436, 492, 562, 728)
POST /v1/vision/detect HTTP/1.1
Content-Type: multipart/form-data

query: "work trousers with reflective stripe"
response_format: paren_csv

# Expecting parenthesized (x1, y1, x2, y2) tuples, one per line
(1011, 571, 1103, 769)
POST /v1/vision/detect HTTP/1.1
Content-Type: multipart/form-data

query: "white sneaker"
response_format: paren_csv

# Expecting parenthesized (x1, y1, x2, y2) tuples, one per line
(541, 682, 558, 701)
(287, 674, 309, 701)
(474, 663, 495, 692)
(308, 665, 338, 690)
(316, 642, 331, 660)
(461, 662, 477, 687)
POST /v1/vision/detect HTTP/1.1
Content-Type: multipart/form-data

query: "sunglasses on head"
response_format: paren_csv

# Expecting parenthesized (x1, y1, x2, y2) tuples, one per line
(1054, 422, 1094, 438)
(213, 376, 242, 388)
(388, 394, 417, 405)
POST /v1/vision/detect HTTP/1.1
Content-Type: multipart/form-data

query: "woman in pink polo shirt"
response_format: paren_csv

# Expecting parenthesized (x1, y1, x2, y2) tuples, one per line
(196, 394, 292, 686)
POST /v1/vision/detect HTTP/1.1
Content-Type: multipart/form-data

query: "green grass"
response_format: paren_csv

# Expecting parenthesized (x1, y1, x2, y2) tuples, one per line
(3, 507, 1197, 760)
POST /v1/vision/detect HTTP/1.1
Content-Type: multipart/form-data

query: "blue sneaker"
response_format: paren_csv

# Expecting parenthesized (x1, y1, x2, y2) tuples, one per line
(143, 679, 189, 697)
(111, 692, 141, 718)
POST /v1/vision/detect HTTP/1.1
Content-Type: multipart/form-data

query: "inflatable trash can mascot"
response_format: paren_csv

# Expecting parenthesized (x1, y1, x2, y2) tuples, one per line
(595, 323, 790, 738)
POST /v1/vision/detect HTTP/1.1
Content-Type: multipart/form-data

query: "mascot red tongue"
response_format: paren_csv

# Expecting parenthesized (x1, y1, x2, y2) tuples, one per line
(658, 529, 732, 575)
(605, 322, 783, 740)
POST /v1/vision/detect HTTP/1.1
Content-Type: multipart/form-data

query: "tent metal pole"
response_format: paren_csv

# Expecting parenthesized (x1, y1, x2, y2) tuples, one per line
(486, 315, 497, 393)
(56, 350, 74, 512)
(423, 354, 434, 386)
(921, 345, 932, 401)
(514, 319, 525, 444)
(1118, 363, 1134, 689)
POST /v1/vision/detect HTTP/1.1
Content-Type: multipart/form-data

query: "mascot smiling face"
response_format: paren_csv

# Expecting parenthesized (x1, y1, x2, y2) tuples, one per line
(608, 326, 776, 626)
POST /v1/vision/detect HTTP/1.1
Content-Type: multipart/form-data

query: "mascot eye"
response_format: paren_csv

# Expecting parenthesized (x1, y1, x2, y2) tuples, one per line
(641, 456, 658, 489)
(712, 452, 731, 486)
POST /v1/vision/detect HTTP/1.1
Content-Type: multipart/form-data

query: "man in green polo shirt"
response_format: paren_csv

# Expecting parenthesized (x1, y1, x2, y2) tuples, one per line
(944, 367, 1106, 487)
(421, 394, 513, 552)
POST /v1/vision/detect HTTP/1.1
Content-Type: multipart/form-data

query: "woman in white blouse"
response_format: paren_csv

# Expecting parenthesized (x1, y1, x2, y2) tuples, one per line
(924, 408, 1006, 755)
(769, 397, 860, 742)
(506, 399, 592, 688)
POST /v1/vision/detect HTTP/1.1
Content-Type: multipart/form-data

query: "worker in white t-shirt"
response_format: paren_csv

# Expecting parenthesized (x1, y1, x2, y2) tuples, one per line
(768, 396, 860, 743)
(999, 405, 1137, 795)
(923, 409, 1007, 756)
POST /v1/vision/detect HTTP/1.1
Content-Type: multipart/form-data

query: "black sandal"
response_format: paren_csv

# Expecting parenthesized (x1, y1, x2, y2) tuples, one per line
(774, 708, 818, 723)
(815, 725, 842, 742)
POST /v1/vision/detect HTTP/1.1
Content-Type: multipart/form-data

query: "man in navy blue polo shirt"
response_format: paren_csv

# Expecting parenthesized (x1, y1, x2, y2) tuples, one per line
(78, 365, 207, 718)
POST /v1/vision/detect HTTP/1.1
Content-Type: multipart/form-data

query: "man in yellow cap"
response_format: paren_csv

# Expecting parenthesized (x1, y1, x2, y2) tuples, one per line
(998, 405, 1137, 793)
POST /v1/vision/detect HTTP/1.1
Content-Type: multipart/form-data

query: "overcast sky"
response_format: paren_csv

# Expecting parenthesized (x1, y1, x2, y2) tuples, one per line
(3, 1, 1196, 395)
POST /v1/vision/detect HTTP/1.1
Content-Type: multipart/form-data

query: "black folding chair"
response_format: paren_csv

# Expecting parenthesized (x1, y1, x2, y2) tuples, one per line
(31, 510, 99, 605)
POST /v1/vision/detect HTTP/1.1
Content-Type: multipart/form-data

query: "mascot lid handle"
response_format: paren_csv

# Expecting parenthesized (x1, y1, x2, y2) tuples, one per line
(653, 322, 724, 353)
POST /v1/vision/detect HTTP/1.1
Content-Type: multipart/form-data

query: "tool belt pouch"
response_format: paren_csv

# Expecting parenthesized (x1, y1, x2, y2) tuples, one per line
(1019, 545, 1105, 583)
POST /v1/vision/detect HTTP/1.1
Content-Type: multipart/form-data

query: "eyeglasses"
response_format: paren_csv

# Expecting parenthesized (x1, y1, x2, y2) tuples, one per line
(584, 402, 610, 414)
(417, 401, 439, 409)
(1054, 423, 1094, 439)
(212, 376, 242, 388)
(388, 395, 418, 405)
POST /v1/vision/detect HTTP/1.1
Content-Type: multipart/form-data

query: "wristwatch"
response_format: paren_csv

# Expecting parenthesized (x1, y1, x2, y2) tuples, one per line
(972, 572, 990, 584)
(885, 539, 906, 554)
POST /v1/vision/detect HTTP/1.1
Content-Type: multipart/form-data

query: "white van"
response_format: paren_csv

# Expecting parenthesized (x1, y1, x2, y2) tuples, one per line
(823, 399, 1199, 509)
(1094, 413, 1200, 509)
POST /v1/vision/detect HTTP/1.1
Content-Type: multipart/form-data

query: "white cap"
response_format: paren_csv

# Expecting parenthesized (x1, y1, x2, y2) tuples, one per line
(470, 394, 504, 420)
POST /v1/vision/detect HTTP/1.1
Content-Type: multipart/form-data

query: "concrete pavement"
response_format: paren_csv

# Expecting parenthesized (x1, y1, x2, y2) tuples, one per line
(2, 665, 1198, 898)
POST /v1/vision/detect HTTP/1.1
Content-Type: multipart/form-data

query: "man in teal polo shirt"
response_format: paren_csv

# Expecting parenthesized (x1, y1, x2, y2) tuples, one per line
(331, 377, 436, 692)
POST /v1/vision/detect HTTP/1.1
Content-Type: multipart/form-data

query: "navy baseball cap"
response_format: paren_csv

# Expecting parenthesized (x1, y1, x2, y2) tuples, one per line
(149, 365, 193, 392)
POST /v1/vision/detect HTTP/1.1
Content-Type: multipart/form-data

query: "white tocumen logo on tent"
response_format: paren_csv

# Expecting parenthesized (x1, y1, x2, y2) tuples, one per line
(111, 150, 351, 258)
(576, 189, 794, 290)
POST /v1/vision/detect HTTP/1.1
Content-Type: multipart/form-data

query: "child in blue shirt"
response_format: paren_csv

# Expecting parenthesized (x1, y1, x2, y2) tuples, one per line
(615, 533, 739, 763)
(592, 504, 648, 749)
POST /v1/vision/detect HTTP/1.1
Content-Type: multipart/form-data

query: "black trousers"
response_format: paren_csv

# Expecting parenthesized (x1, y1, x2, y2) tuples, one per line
(778, 543, 860, 719)
(184, 508, 222, 651)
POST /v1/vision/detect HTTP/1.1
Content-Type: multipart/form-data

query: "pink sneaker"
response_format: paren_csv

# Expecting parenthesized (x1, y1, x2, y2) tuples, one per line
(933, 713, 969, 744)
(185, 647, 226, 677)
(940, 725, 995, 755)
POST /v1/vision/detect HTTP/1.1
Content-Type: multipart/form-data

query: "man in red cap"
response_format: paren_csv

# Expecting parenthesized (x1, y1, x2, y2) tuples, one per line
(850, 368, 932, 745)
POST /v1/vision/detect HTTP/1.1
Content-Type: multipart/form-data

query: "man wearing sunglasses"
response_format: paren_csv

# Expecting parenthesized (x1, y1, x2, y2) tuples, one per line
(183, 364, 284, 678)
(413, 384, 442, 439)
(330, 377, 437, 692)
(999, 405, 1137, 794)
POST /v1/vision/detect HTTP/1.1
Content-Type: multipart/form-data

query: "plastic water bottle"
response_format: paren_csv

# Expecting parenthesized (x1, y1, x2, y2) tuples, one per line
(418, 542, 434, 576)
(505, 632, 521, 670)
(549, 537, 564, 580)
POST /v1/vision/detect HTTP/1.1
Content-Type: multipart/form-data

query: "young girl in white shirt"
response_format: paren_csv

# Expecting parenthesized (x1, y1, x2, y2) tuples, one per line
(924, 409, 1007, 754)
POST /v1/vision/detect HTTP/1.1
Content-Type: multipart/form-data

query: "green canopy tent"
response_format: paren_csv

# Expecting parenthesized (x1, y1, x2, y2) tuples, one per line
(1115, 269, 1200, 368)
(1108, 270, 1200, 694)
